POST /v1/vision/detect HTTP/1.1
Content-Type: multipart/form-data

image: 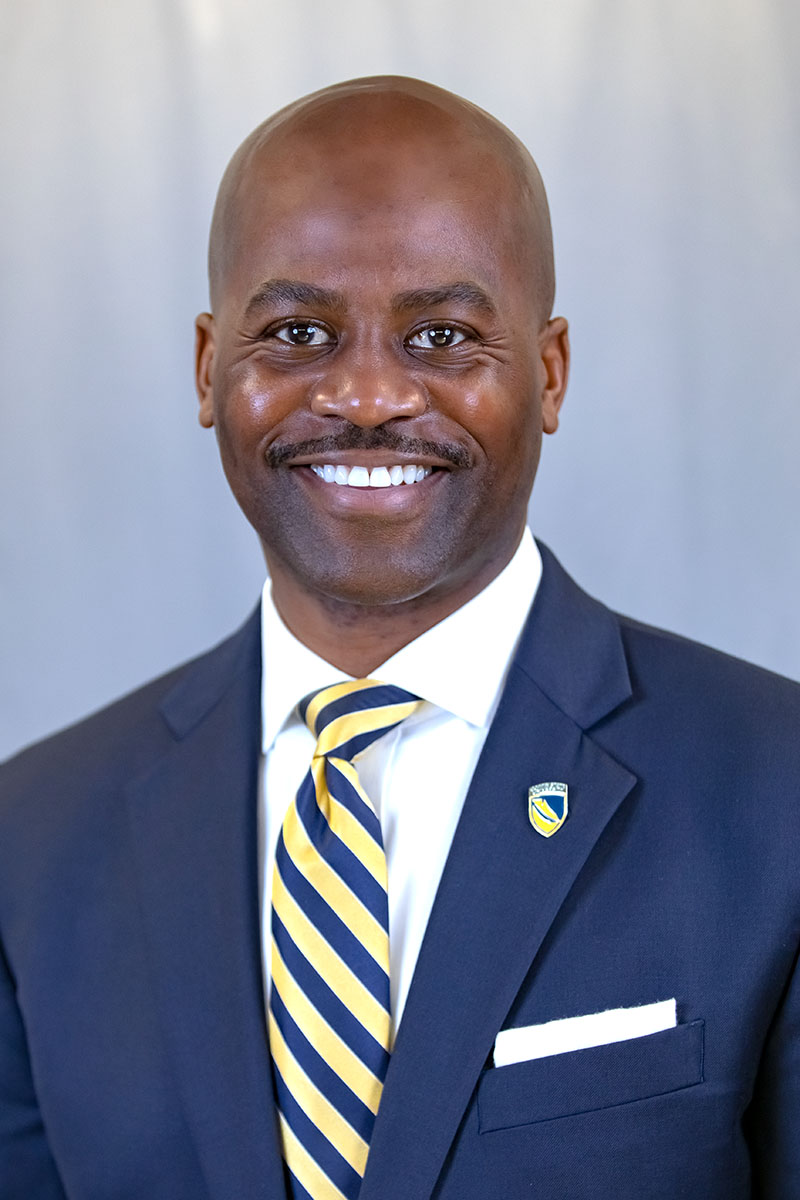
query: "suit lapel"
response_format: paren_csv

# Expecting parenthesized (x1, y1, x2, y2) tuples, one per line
(360, 546, 637, 1200)
(125, 610, 287, 1199)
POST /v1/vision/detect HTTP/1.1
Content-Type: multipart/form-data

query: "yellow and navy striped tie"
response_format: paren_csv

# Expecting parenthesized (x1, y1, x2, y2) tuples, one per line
(269, 679, 420, 1200)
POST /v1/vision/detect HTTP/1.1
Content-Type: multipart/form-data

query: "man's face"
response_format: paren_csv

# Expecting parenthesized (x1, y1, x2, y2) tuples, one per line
(196, 128, 568, 614)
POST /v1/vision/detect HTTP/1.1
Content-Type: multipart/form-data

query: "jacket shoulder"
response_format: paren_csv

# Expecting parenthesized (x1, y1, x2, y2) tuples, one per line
(618, 611, 800, 715)
(601, 611, 800, 810)
(0, 608, 261, 807)
(533, 541, 800, 749)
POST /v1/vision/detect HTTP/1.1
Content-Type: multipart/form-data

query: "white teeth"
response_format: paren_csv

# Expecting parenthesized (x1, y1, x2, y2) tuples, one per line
(311, 463, 433, 487)
(369, 466, 392, 488)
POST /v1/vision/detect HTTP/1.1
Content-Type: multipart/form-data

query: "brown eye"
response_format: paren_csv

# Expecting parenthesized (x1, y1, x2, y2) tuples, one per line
(407, 326, 467, 349)
(274, 323, 332, 345)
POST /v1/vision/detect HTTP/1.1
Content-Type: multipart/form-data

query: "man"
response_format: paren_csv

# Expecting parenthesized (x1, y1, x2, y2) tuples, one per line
(1, 76, 798, 1199)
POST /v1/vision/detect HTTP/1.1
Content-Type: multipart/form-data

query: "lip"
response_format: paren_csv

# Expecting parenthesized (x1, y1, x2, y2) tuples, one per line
(293, 460, 447, 515)
(286, 450, 454, 471)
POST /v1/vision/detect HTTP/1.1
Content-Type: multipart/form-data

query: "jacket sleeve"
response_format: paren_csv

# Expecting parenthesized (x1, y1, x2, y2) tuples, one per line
(0, 937, 68, 1200)
(747, 937, 800, 1198)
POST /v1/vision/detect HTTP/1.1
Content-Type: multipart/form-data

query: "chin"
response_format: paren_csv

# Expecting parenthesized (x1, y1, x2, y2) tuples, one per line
(312, 563, 446, 611)
(268, 535, 459, 612)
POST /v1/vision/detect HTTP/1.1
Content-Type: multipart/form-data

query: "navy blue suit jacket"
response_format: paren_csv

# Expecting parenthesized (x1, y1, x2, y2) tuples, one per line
(2, 544, 799, 1198)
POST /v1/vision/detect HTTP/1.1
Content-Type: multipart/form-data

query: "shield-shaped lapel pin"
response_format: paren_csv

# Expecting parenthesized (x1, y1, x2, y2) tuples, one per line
(528, 782, 569, 838)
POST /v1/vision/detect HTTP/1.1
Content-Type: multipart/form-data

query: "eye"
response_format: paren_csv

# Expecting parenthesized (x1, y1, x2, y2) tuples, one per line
(272, 322, 333, 346)
(407, 326, 468, 349)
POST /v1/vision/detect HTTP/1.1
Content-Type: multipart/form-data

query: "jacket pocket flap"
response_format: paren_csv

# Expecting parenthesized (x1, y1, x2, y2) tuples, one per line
(478, 1020, 704, 1132)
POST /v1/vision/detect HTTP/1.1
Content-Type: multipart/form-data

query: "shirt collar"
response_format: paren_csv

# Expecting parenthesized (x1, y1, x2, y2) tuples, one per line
(261, 528, 542, 753)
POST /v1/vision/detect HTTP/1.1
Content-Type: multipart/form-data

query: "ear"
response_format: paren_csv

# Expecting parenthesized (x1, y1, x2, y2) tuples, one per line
(539, 316, 570, 435)
(195, 313, 216, 428)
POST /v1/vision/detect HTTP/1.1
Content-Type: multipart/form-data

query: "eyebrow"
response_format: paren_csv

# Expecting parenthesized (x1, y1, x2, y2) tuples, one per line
(243, 279, 346, 321)
(391, 283, 498, 317)
(242, 278, 498, 322)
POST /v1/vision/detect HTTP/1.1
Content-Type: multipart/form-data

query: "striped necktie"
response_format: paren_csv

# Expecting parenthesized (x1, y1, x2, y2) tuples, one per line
(269, 679, 420, 1200)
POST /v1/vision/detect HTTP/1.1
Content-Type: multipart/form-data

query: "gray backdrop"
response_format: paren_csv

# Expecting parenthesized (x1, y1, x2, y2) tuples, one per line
(2, 0, 799, 760)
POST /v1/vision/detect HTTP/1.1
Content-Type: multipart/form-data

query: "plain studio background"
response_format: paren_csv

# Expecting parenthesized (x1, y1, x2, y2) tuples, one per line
(1, 0, 798, 760)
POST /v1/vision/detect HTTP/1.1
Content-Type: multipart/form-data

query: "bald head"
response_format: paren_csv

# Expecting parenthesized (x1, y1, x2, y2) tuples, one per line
(195, 74, 571, 635)
(208, 76, 555, 323)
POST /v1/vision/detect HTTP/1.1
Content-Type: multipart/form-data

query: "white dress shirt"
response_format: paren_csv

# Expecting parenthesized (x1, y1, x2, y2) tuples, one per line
(259, 529, 542, 1035)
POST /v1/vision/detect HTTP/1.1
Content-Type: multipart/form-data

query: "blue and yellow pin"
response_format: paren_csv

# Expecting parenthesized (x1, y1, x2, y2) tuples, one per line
(528, 782, 569, 837)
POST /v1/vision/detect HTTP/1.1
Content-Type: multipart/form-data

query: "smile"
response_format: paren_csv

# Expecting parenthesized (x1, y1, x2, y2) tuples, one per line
(308, 464, 434, 488)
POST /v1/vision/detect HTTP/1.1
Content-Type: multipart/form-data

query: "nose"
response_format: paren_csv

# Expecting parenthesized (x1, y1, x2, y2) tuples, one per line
(309, 351, 428, 427)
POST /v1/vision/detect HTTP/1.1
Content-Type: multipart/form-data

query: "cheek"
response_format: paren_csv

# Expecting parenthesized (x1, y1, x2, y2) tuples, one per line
(213, 364, 293, 456)
(453, 383, 542, 480)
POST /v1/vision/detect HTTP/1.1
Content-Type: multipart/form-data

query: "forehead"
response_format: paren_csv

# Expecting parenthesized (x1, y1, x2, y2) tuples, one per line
(219, 114, 536, 310)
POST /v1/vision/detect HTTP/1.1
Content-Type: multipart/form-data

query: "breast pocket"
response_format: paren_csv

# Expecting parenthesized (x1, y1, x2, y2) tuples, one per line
(477, 1020, 704, 1132)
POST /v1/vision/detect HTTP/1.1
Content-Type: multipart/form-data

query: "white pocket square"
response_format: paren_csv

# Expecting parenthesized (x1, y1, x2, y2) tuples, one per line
(493, 998, 677, 1067)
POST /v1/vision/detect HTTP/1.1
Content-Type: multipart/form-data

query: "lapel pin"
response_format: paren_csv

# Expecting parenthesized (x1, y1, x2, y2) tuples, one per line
(528, 782, 569, 837)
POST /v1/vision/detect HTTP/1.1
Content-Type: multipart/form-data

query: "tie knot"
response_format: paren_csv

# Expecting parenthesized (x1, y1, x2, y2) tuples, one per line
(299, 679, 420, 763)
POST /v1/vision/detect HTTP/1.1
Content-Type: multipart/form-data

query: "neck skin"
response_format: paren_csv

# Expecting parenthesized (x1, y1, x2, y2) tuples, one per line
(264, 535, 523, 678)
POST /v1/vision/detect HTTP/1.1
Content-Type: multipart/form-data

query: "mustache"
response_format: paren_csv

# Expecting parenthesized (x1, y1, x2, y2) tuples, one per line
(267, 426, 470, 469)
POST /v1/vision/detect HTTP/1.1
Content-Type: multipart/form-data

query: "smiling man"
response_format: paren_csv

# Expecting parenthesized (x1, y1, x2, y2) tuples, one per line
(195, 79, 567, 671)
(1, 77, 800, 1200)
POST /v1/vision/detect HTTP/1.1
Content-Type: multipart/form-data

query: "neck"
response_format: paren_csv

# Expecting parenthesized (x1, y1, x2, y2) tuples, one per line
(267, 547, 520, 678)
